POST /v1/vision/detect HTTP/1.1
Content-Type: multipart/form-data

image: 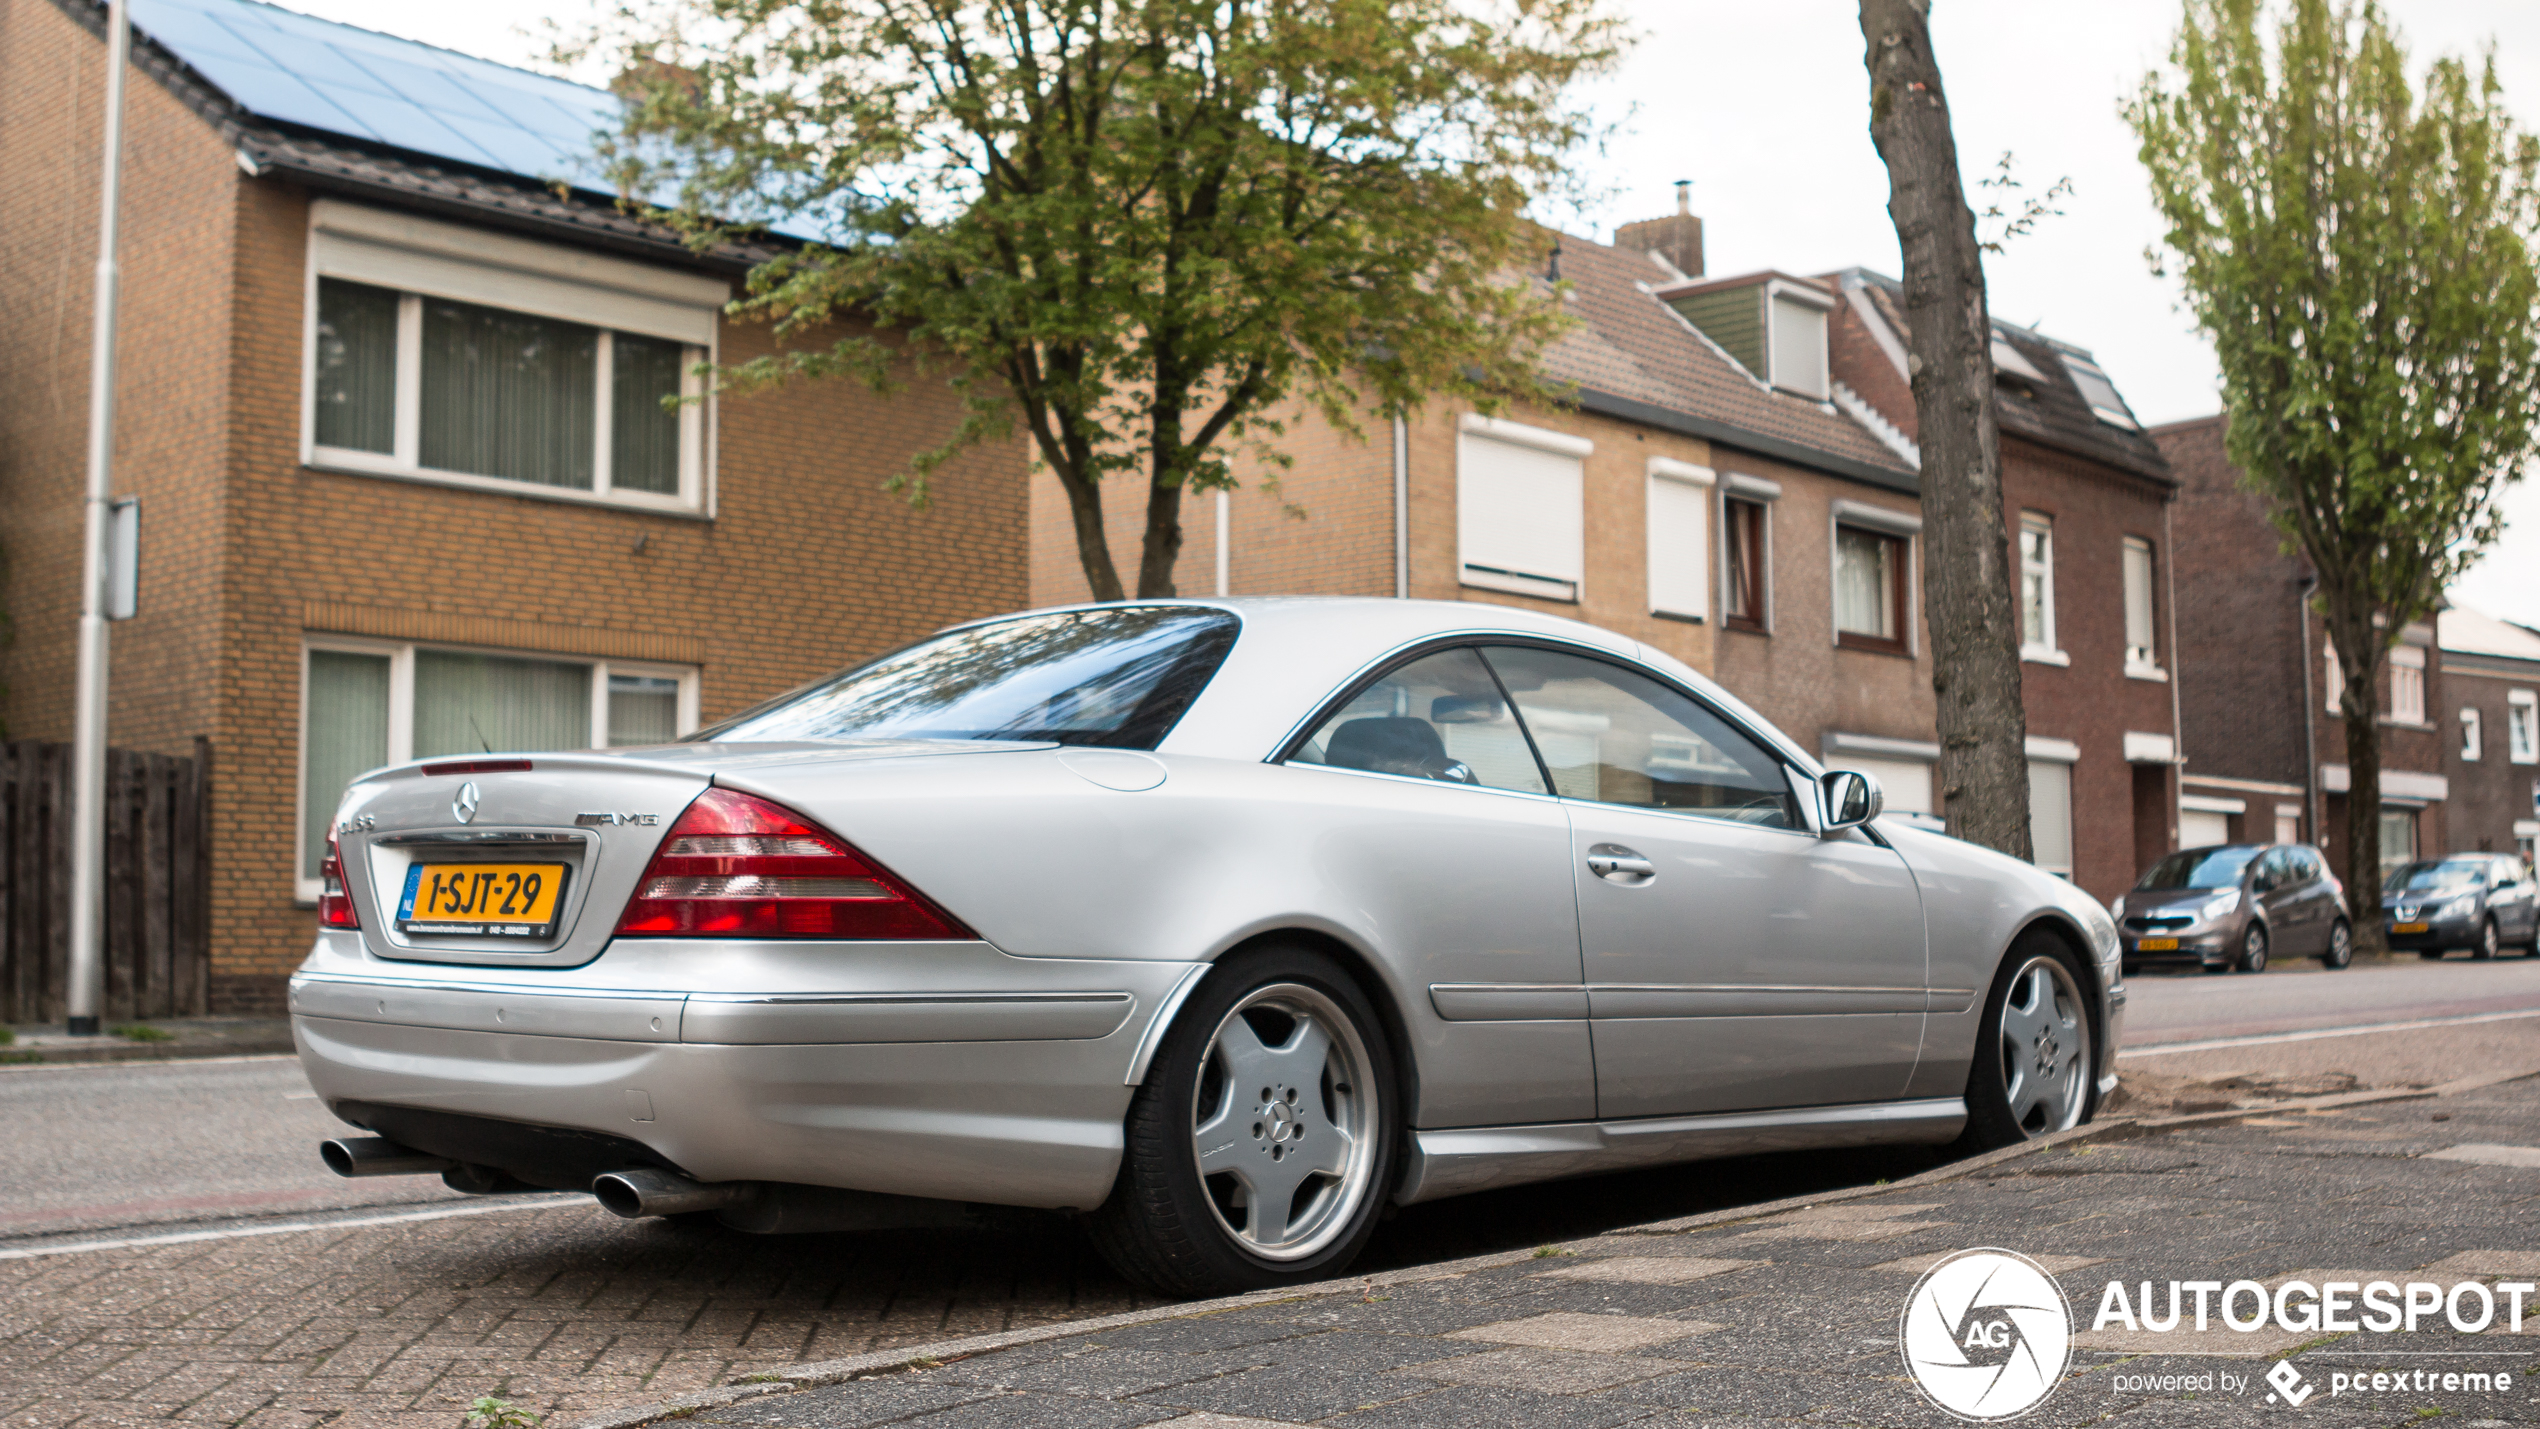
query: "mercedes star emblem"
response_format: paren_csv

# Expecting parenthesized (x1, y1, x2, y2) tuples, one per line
(453, 781, 480, 825)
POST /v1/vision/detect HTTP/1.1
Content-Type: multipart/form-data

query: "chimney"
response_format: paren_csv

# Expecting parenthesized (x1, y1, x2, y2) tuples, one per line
(1614, 180, 1704, 281)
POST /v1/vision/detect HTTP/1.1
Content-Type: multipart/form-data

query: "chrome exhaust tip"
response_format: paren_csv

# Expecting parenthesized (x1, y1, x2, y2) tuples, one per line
(591, 1167, 753, 1219)
(320, 1136, 454, 1178)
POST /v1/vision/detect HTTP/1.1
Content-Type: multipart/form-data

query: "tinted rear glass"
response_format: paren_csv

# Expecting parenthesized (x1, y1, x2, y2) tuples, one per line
(699, 607, 1240, 749)
(2137, 846, 2259, 891)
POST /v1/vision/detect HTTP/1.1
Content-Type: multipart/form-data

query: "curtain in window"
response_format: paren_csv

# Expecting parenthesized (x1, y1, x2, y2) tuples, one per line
(414, 652, 592, 758)
(612, 335, 685, 495)
(304, 651, 391, 879)
(315, 280, 399, 454)
(1833, 527, 1894, 638)
(608, 675, 681, 746)
(420, 299, 596, 489)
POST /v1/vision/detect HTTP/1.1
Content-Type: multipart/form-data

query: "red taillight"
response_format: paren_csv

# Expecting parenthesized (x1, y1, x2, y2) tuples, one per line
(319, 831, 360, 929)
(615, 788, 970, 940)
(423, 759, 533, 776)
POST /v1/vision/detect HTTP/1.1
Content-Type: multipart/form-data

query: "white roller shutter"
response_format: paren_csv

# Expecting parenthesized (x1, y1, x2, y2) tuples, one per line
(1459, 428, 1585, 601)
(2028, 759, 2075, 876)
(1645, 460, 1713, 620)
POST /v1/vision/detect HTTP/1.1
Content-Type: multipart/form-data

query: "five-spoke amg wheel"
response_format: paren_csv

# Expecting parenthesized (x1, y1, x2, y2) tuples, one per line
(1091, 945, 1396, 1296)
(1956, 935, 2095, 1152)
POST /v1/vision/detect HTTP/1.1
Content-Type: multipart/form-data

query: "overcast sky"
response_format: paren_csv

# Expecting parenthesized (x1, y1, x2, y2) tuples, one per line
(282, 0, 2540, 622)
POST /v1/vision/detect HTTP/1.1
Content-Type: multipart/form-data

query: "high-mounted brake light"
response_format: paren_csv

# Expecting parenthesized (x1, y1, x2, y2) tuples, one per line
(423, 759, 533, 777)
(616, 788, 971, 940)
(318, 831, 360, 929)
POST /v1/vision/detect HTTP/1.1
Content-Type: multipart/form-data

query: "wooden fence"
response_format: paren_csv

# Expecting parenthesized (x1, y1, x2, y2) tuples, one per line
(0, 739, 211, 1023)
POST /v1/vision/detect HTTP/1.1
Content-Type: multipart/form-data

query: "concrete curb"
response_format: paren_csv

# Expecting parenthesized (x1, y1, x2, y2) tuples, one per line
(557, 1067, 2540, 1429)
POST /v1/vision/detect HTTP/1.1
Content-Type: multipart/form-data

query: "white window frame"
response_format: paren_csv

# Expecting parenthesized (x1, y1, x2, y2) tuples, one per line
(2463, 706, 2484, 761)
(1720, 473, 1780, 633)
(2511, 689, 2539, 765)
(1827, 500, 1920, 654)
(2018, 512, 2065, 665)
(301, 200, 722, 517)
(1644, 457, 1714, 621)
(295, 636, 702, 899)
(2122, 535, 2164, 679)
(2389, 645, 2427, 725)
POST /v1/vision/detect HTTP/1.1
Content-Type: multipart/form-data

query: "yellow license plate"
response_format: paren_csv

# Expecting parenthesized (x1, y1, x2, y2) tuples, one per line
(397, 863, 568, 937)
(2136, 937, 2180, 952)
(2394, 921, 2429, 933)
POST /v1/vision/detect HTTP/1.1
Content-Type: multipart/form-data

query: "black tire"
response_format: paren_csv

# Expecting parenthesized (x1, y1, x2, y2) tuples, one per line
(2319, 919, 2352, 969)
(1088, 944, 1399, 1297)
(2474, 918, 2500, 961)
(2238, 923, 2269, 974)
(1952, 932, 2097, 1155)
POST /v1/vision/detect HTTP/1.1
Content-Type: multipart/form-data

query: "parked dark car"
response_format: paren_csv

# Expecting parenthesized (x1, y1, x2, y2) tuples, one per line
(2383, 854, 2540, 960)
(2114, 843, 2351, 974)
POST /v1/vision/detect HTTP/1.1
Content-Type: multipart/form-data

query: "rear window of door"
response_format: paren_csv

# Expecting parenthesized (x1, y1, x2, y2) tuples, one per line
(1478, 646, 1798, 829)
(1288, 647, 1548, 794)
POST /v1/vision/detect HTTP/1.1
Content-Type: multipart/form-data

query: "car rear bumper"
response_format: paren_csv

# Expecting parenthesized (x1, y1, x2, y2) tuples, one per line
(290, 931, 1203, 1209)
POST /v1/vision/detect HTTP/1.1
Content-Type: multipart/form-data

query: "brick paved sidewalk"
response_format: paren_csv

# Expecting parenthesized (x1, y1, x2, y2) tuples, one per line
(626, 1078, 2540, 1429)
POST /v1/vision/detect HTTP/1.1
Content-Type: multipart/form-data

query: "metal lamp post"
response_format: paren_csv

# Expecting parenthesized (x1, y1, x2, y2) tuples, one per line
(66, 0, 132, 1037)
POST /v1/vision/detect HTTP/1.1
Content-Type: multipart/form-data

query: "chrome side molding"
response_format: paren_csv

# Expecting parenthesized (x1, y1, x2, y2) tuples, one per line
(1393, 1096, 1968, 1204)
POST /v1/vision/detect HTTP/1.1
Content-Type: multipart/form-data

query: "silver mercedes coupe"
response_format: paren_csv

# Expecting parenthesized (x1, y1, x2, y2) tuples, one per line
(295, 598, 2123, 1294)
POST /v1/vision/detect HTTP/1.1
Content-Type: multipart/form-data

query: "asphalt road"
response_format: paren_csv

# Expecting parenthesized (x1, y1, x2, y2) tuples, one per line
(7, 953, 2540, 1251)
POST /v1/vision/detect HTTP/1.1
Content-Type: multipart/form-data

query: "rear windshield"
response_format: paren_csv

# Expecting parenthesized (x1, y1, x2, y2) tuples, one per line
(2137, 846, 2259, 891)
(699, 607, 1240, 749)
(2385, 860, 2486, 895)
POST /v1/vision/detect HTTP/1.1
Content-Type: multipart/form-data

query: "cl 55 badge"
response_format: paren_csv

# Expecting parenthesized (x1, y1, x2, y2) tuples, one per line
(574, 812, 661, 827)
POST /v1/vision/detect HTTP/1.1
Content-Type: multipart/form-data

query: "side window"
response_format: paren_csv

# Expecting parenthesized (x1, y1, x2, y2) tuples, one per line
(1480, 646, 1798, 829)
(1289, 648, 1547, 795)
(2253, 848, 2288, 891)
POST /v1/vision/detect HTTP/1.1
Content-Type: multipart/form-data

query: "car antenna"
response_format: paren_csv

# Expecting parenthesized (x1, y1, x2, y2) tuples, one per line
(468, 714, 491, 754)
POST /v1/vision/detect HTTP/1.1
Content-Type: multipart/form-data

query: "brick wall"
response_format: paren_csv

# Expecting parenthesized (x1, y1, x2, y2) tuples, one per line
(2446, 658, 2540, 856)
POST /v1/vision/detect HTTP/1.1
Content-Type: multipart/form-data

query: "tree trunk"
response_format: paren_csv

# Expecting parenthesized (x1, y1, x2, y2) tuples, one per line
(1055, 470, 1128, 603)
(1859, 0, 2031, 859)
(1138, 377, 1189, 599)
(2322, 588, 2390, 957)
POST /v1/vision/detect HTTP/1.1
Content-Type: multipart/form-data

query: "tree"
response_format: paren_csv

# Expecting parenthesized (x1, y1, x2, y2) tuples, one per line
(590, 0, 1618, 600)
(2131, 0, 2540, 951)
(1858, 0, 2032, 859)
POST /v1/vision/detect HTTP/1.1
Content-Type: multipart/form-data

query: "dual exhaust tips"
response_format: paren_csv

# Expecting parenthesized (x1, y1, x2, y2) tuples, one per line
(320, 1137, 745, 1218)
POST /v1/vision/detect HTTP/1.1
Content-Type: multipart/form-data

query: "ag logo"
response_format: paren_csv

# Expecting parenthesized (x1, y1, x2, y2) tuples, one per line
(1900, 1248, 2072, 1421)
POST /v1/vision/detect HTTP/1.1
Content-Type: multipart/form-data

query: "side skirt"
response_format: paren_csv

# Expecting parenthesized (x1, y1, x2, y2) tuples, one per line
(1393, 1096, 1967, 1205)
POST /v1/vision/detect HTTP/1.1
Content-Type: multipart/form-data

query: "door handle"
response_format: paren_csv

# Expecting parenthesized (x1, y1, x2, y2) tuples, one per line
(1587, 845, 1655, 883)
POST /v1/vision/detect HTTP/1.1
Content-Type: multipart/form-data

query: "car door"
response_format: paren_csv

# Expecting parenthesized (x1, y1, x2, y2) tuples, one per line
(1479, 645, 1929, 1120)
(2489, 858, 2538, 941)
(1281, 645, 1594, 1127)
(2252, 849, 2312, 954)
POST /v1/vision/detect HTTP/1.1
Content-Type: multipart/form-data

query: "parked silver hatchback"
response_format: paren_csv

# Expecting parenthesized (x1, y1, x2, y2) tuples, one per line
(2114, 843, 2351, 974)
(295, 598, 2123, 1295)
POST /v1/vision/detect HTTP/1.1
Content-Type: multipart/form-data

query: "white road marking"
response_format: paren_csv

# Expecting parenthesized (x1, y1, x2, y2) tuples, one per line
(2424, 1143, 2540, 1168)
(2120, 1005, 2540, 1058)
(0, 1195, 591, 1260)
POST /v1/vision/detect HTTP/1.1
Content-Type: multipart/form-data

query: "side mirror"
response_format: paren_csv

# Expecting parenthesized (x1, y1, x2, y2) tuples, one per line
(1819, 769, 1882, 835)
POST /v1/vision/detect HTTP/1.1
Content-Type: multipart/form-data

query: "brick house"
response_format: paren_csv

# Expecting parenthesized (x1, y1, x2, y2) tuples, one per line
(1820, 272, 2183, 902)
(2152, 415, 2453, 877)
(1025, 202, 1939, 775)
(2438, 605, 2540, 867)
(0, 0, 1028, 1010)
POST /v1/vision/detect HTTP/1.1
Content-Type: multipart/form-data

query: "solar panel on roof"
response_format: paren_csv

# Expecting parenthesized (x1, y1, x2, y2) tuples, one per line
(126, 0, 620, 186)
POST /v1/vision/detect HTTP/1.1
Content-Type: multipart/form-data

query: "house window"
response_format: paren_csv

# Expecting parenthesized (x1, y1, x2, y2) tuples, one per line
(2122, 537, 2161, 673)
(2060, 354, 2140, 429)
(1767, 292, 1829, 399)
(1456, 416, 1587, 602)
(298, 639, 699, 895)
(1833, 524, 1908, 652)
(2018, 514, 2058, 658)
(2463, 706, 2484, 761)
(1644, 459, 1714, 621)
(304, 201, 719, 513)
(2028, 758, 2074, 877)
(2512, 690, 2539, 764)
(2390, 646, 2426, 724)
(2378, 807, 2418, 875)
(1722, 498, 1768, 631)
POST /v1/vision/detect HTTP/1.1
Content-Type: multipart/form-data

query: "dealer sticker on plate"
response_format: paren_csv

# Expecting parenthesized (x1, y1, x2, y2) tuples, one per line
(397, 863, 568, 938)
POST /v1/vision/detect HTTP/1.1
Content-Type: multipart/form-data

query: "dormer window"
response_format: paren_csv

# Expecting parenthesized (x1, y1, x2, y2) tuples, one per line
(1766, 287, 1829, 399)
(1659, 273, 1832, 400)
(2060, 355, 2139, 429)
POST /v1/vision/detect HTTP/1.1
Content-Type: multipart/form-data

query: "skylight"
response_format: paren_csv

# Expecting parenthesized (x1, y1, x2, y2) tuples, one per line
(2059, 355, 2139, 430)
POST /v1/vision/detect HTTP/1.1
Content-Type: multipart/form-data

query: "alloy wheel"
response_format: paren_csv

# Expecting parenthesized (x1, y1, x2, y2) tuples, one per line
(1189, 982, 1380, 1262)
(1996, 955, 2091, 1137)
(2240, 924, 2268, 974)
(2476, 918, 2500, 960)
(2322, 921, 2352, 969)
